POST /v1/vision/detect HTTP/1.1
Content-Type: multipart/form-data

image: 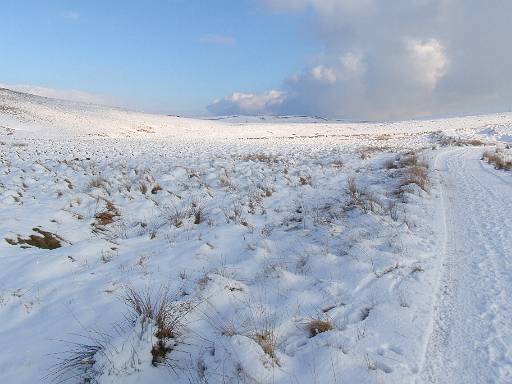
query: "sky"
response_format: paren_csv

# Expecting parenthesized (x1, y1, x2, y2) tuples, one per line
(1, 0, 511, 120)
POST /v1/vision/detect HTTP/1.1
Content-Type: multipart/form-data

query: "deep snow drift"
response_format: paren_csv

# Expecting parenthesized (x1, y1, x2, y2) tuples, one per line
(0, 88, 511, 383)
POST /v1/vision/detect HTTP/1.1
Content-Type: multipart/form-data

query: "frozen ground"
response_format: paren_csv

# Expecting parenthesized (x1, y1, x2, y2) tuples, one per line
(0, 88, 511, 383)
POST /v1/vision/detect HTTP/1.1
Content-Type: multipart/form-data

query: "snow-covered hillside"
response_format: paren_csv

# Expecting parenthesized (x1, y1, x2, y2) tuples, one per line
(2, 87, 512, 142)
(1, 89, 511, 383)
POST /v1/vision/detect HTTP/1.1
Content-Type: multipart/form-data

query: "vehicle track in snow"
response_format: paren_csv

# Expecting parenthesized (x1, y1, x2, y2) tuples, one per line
(419, 148, 512, 383)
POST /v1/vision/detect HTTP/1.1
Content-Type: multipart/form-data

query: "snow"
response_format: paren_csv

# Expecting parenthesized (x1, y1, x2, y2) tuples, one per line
(420, 148, 512, 383)
(0, 88, 511, 383)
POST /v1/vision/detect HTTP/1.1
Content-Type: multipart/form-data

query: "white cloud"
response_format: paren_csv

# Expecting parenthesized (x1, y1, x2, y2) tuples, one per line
(207, 90, 285, 115)
(220, 0, 512, 120)
(341, 52, 365, 76)
(0, 83, 111, 105)
(199, 34, 236, 46)
(311, 65, 337, 84)
(406, 39, 448, 89)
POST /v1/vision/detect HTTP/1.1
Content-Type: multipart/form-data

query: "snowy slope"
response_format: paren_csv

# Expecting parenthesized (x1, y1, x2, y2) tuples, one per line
(2, 87, 512, 141)
(1, 89, 511, 383)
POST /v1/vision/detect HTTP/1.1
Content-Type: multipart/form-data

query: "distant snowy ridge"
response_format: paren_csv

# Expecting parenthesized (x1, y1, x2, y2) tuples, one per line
(1, 87, 512, 143)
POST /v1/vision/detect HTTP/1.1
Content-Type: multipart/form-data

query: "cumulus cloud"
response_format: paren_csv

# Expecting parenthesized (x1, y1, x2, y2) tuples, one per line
(341, 52, 366, 77)
(0, 83, 112, 105)
(212, 0, 512, 120)
(311, 65, 337, 84)
(207, 90, 285, 115)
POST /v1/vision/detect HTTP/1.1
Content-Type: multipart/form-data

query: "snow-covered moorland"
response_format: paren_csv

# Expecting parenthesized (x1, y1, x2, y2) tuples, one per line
(1, 88, 511, 383)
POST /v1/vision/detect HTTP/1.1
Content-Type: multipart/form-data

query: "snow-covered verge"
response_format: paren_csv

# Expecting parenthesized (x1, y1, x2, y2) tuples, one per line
(482, 147, 512, 171)
(0, 89, 511, 383)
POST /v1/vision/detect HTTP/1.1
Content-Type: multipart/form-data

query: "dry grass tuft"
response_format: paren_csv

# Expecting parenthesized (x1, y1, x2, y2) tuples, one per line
(384, 158, 399, 169)
(331, 159, 344, 169)
(482, 150, 512, 170)
(88, 176, 107, 189)
(250, 330, 279, 364)
(207, 301, 281, 366)
(435, 132, 486, 147)
(241, 153, 278, 165)
(93, 200, 120, 227)
(307, 319, 333, 338)
(467, 139, 485, 146)
(6, 228, 62, 249)
(47, 287, 194, 382)
(398, 153, 421, 168)
(166, 205, 187, 228)
(299, 174, 312, 186)
(346, 177, 384, 215)
(400, 165, 429, 191)
(396, 153, 430, 193)
(151, 184, 163, 194)
(124, 287, 194, 368)
(46, 335, 107, 383)
(190, 200, 206, 225)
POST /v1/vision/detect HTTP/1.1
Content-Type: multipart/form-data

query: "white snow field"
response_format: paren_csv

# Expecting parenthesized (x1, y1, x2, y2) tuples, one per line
(0, 88, 511, 383)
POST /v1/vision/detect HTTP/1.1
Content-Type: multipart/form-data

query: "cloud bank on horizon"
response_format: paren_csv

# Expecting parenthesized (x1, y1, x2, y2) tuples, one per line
(208, 0, 512, 120)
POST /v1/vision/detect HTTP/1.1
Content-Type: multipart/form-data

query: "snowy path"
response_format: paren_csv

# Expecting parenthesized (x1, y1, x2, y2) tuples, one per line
(420, 148, 512, 383)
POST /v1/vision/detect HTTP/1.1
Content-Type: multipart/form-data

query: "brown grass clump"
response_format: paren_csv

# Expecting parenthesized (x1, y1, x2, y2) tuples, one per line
(139, 182, 149, 195)
(241, 153, 278, 165)
(190, 200, 206, 225)
(396, 153, 430, 193)
(5, 228, 62, 249)
(307, 319, 333, 338)
(384, 158, 398, 169)
(435, 132, 486, 147)
(331, 159, 344, 169)
(398, 153, 420, 168)
(93, 200, 120, 227)
(151, 184, 163, 194)
(124, 287, 193, 368)
(467, 139, 484, 146)
(4, 238, 18, 246)
(88, 176, 107, 189)
(482, 150, 512, 171)
(346, 176, 358, 198)
(360, 149, 371, 160)
(0, 104, 23, 115)
(299, 174, 312, 186)
(48, 288, 193, 382)
(346, 177, 384, 215)
(400, 165, 429, 191)
(165, 205, 187, 228)
(250, 330, 279, 364)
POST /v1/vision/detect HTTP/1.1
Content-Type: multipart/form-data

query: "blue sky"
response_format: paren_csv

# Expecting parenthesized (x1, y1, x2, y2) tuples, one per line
(0, 0, 317, 115)
(2, 1, 511, 120)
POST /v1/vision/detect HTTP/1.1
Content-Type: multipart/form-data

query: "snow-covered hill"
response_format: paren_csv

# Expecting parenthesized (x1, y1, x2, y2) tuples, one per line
(2, 87, 512, 142)
(0, 89, 511, 383)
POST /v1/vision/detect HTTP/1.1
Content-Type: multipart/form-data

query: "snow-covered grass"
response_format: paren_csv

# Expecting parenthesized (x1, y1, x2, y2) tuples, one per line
(1, 88, 511, 383)
(482, 147, 512, 171)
